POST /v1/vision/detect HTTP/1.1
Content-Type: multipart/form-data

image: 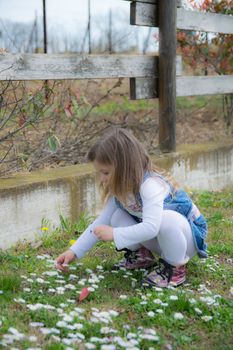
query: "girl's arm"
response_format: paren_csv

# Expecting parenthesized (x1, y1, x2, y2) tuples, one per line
(69, 196, 118, 259)
(113, 178, 169, 250)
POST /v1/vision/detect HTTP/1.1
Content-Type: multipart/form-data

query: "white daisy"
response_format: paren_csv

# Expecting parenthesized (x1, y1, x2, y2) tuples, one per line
(173, 312, 184, 320)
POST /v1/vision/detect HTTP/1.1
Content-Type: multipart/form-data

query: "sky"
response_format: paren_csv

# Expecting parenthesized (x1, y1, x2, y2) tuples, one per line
(0, 0, 158, 53)
(0, 0, 129, 32)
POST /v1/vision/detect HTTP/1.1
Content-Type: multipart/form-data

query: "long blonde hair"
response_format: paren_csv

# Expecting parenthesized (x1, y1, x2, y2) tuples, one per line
(87, 128, 176, 204)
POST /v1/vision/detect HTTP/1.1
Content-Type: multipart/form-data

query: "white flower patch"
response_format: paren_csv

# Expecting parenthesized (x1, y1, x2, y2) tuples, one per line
(201, 315, 213, 322)
(56, 321, 68, 328)
(153, 298, 162, 305)
(169, 295, 178, 301)
(119, 295, 128, 300)
(108, 310, 119, 317)
(86, 268, 93, 274)
(28, 335, 38, 342)
(63, 315, 74, 323)
(199, 296, 216, 305)
(78, 280, 86, 286)
(23, 288, 31, 292)
(194, 308, 203, 315)
(35, 278, 46, 284)
(73, 323, 84, 330)
(96, 265, 104, 270)
(55, 280, 66, 284)
(161, 302, 168, 307)
(147, 311, 155, 317)
(88, 287, 95, 292)
(40, 327, 60, 335)
(100, 327, 118, 334)
(29, 322, 44, 327)
(156, 309, 163, 314)
(14, 298, 26, 304)
(140, 301, 148, 305)
(101, 345, 116, 350)
(230, 287, 233, 296)
(65, 284, 76, 290)
(48, 288, 56, 293)
(189, 298, 197, 304)
(56, 286, 65, 294)
(27, 303, 55, 311)
(173, 312, 184, 320)
(140, 334, 159, 341)
(85, 343, 96, 349)
(27, 278, 34, 283)
(42, 271, 59, 277)
(127, 333, 137, 339)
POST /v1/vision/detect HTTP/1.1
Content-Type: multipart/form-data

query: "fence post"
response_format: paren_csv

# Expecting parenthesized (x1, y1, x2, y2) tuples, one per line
(158, 0, 177, 152)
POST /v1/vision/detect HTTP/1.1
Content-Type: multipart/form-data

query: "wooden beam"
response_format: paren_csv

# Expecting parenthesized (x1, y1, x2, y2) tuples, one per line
(177, 75, 233, 97)
(130, 77, 158, 99)
(130, 1, 157, 27)
(123, 0, 182, 6)
(0, 53, 158, 81)
(130, 56, 182, 100)
(158, 0, 177, 152)
(130, 2, 233, 34)
(177, 8, 233, 34)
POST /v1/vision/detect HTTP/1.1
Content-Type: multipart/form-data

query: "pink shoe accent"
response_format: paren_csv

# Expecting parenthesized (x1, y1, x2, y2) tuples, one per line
(143, 260, 186, 288)
(113, 247, 156, 270)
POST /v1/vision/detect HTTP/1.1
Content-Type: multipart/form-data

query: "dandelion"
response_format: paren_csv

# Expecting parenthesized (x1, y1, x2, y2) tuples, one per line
(173, 312, 184, 320)
(41, 226, 49, 232)
(201, 315, 213, 322)
(69, 239, 76, 245)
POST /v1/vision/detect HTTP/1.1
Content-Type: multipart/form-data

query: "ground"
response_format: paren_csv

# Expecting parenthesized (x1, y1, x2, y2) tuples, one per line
(0, 190, 233, 350)
(0, 78, 232, 176)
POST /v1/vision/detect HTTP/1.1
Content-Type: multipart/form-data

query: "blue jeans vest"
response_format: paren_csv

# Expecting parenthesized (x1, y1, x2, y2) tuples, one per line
(115, 173, 208, 259)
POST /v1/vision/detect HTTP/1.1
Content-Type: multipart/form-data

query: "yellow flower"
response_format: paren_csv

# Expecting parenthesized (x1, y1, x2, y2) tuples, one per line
(69, 239, 76, 246)
(41, 226, 49, 232)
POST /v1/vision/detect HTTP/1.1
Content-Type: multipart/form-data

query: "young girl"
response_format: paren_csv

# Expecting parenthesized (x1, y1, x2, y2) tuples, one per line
(56, 128, 208, 288)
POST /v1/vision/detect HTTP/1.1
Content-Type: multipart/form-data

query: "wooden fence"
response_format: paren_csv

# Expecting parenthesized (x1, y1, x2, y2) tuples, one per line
(0, 0, 232, 151)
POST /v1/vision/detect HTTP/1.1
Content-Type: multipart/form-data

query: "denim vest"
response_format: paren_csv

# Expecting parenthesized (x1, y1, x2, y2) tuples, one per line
(115, 172, 208, 258)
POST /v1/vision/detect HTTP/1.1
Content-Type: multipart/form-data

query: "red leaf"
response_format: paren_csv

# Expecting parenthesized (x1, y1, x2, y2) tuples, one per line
(78, 287, 90, 302)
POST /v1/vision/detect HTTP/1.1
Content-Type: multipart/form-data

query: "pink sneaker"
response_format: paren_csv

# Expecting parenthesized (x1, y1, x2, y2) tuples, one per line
(143, 259, 186, 288)
(113, 247, 156, 270)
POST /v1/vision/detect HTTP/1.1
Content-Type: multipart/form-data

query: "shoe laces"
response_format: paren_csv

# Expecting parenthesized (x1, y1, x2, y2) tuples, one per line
(124, 250, 140, 264)
(155, 259, 174, 282)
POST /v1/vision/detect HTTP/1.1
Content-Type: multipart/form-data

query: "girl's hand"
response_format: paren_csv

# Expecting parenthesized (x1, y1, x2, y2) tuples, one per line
(94, 225, 114, 241)
(55, 250, 76, 272)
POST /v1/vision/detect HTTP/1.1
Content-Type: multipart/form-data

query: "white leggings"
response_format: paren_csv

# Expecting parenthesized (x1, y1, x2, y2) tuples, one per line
(111, 208, 197, 266)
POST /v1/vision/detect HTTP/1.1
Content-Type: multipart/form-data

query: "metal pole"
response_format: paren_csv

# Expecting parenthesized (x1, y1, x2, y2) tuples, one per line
(43, 0, 47, 53)
(158, 0, 177, 152)
(88, 0, 91, 54)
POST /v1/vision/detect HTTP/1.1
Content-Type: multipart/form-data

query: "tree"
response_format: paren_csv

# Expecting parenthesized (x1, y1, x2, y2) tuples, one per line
(177, 0, 233, 132)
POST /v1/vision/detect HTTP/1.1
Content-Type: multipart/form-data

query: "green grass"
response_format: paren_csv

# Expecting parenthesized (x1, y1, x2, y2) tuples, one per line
(0, 190, 233, 350)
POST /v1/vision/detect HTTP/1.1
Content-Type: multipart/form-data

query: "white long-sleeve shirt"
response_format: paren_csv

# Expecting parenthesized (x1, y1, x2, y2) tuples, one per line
(70, 177, 170, 259)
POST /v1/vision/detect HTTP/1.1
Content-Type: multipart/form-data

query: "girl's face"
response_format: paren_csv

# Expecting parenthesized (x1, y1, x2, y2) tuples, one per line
(93, 160, 113, 185)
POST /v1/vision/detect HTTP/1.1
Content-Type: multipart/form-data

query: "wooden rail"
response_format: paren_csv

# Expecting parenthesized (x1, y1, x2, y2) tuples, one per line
(0, 0, 232, 152)
(0, 54, 183, 82)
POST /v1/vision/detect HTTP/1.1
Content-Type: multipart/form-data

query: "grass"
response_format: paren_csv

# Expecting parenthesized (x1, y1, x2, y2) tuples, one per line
(0, 190, 233, 350)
